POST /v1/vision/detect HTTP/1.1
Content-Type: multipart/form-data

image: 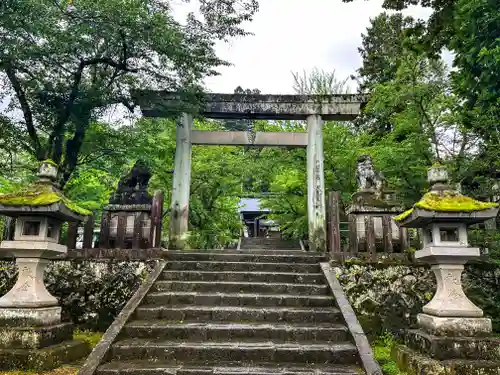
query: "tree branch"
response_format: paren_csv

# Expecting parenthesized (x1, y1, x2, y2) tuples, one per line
(4, 63, 44, 160)
(59, 107, 92, 187)
(76, 149, 115, 166)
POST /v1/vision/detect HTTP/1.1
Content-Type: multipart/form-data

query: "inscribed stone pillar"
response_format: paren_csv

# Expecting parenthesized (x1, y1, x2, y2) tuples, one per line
(306, 114, 327, 251)
(169, 113, 193, 249)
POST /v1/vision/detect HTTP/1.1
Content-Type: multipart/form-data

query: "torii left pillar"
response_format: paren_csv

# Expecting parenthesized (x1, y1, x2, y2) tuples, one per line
(307, 114, 327, 251)
(169, 113, 193, 249)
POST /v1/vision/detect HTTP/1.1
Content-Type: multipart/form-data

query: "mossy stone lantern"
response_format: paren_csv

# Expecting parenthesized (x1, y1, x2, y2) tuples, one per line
(0, 160, 90, 326)
(395, 165, 499, 336)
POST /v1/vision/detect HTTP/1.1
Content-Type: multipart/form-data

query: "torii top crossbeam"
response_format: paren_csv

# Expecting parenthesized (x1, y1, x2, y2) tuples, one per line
(133, 91, 367, 121)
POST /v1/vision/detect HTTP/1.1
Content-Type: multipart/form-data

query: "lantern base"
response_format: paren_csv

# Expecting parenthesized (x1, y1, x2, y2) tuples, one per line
(392, 328, 500, 375)
(418, 313, 492, 337)
(0, 338, 90, 371)
(0, 306, 61, 327)
(0, 322, 73, 349)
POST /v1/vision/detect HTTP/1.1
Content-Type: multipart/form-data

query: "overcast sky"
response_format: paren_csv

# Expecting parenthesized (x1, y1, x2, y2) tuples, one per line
(173, 0, 435, 94)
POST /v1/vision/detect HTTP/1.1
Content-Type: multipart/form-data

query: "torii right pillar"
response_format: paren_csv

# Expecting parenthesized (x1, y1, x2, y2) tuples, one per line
(307, 114, 327, 252)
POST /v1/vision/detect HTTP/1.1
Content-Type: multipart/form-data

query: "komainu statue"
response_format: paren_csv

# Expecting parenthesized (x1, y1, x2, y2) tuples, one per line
(109, 160, 152, 205)
(356, 154, 383, 197)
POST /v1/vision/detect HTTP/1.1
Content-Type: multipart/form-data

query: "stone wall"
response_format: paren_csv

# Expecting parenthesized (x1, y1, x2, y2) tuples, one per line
(333, 261, 500, 337)
(0, 260, 155, 331)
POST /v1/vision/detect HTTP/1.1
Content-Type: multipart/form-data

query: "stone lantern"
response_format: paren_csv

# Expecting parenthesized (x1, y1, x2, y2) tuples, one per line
(395, 165, 498, 336)
(0, 161, 90, 370)
(392, 165, 500, 374)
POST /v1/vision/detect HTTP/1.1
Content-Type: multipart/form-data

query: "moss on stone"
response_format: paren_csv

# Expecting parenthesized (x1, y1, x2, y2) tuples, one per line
(40, 160, 58, 167)
(395, 191, 499, 222)
(72, 330, 103, 349)
(0, 185, 90, 216)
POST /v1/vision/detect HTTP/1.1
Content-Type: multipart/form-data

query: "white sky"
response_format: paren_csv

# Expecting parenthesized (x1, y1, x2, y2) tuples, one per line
(173, 0, 436, 94)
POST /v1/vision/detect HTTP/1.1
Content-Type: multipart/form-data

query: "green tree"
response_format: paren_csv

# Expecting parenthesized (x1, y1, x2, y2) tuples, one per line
(365, 50, 465, 202)
(341, 0, 455, 55)
(0, 0, 258, 186)
(445, 0, 500, 198)
(354, 12, 419, 139)
(356, 12, 417, 91)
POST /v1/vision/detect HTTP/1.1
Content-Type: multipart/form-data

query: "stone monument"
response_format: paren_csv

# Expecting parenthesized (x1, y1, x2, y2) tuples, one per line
(100, 160, 153, 248)
(393, 165, 500, 374)
(346, 155, 403, 251)
(0, 160, 90, 370)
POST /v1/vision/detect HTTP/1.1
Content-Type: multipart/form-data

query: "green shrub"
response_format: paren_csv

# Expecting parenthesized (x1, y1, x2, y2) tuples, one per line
(73, 329, 104, 348)
(373, 332, 407, 375)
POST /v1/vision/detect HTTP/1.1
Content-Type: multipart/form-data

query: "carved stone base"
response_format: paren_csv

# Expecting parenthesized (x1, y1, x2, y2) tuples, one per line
(421, 263, 484, 318)
(393, 343, 500, 375)
(418, 313, 492, 337)
(0, 339, 90, 371)
(0, 322, 73, 349)
(0, 257, 59, 309)
(404, 329, 500, 361)
(0, 306, 61, 327)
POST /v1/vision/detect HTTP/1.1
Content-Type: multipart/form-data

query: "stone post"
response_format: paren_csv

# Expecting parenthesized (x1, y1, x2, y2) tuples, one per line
(169, 113, 193, 249)
(307, 114, 326, 251)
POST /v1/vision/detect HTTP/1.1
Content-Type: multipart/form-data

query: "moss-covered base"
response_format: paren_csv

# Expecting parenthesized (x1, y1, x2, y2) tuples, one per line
(0, 340, 90, 371)
(0, 323, 73, 349)
(405, 329, 500, 361)
(393, 344, 500, 375)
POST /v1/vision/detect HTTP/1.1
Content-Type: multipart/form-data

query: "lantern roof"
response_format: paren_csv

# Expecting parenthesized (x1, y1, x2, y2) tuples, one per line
(0, 161, 90, 221)
(395, 166, 498, 227)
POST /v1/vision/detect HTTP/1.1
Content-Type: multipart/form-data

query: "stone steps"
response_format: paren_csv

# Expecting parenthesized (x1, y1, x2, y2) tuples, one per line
(121, 321, 350, 341)
(239, 238, 301, 250)
(97, 360, 362, 375)
(151, 281, 330, 295)
(160, 271, 325, 283)
(165, 261, 321, 273)
(173, 249, 305, 254)
(95, 250, 366, 375)
(110, 339, 359, 364)
(145, 292, 335, 307)
(164, 252, 322, 263)
(134, 305, 344, 323)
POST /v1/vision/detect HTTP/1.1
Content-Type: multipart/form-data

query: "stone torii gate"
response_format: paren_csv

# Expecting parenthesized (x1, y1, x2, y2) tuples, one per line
(133, 91, 366, 251)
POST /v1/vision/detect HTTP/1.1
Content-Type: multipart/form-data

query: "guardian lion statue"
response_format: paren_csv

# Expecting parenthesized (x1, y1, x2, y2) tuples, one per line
(356, 154, 383, 197)
(109, 160, 152, 204)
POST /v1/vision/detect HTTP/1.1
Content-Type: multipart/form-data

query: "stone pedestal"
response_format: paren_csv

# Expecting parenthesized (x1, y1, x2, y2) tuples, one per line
(415, 246, 491, 337)
(0, 244, 90, 369)
(346, 190, 403, 250)
(393, 234, 498, 374)
(104, 203, 152, 248)
(393, 330, 500, 375)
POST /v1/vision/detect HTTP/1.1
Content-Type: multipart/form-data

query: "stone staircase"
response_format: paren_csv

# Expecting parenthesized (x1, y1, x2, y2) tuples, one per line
(93, 250, 371, 375)
(239, 237, 302, 250)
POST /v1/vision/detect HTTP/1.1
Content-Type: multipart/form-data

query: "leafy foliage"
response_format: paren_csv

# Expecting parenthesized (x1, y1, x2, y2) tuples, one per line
(0, 0, 257, 186)
(373, 332, 408, 375)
